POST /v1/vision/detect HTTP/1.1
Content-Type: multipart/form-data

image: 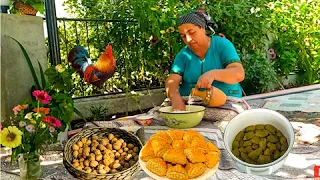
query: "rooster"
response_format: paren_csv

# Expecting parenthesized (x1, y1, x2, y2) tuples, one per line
(68, 45, 116, 87)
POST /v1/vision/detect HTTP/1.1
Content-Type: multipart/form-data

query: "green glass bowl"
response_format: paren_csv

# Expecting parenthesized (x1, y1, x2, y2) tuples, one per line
(159, 105, 205, 129)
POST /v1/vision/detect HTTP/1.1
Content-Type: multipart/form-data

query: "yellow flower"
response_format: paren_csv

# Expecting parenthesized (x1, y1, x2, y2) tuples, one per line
(0, 126, 23, 148)
(185, 3, 191, 8)
(160, 30, 166, 34)
(151, 7, 157, 11)
(55, 64, 65, 73)
(30, 119, 37, 124)
(166, 27, 175, 33)
(40, 122, 46, 128)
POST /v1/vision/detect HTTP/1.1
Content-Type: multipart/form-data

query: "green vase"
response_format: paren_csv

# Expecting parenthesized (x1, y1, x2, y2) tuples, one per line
(18, 151, 42, 180)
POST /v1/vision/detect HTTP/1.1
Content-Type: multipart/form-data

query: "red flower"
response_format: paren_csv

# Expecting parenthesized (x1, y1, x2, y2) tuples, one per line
(32, 90, 52, 104)
(269, 53, 277, 59)
(268, 48, 275, 54)
(42, 116, 62, 128)
(268, 48, 277, 59)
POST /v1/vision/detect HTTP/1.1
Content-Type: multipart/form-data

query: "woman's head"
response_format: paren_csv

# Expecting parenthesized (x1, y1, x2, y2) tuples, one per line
(178, 11, 212, 50)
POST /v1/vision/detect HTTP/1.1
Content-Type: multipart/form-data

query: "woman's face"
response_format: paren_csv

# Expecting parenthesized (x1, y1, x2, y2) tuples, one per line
(178, 23, 207, 51)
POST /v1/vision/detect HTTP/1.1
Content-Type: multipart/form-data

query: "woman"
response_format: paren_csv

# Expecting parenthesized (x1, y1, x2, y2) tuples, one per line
(165, 11, 245, 111)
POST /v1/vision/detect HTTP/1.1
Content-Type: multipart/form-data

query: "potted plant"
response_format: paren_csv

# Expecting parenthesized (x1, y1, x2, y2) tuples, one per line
(11, 0, 44, 16)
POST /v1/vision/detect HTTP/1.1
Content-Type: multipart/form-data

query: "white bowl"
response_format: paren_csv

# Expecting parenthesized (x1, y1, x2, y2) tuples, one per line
(135, 115, 153, 126)
(223, 108, 295, 175)
(138, 146, 219, 180)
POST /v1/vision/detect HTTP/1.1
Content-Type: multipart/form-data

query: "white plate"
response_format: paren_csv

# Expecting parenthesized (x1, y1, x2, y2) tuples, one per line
(139, 146, 219, 180)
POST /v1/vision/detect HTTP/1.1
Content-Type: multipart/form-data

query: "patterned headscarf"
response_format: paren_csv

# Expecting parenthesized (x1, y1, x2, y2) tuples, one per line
(178, 10, 215, 34)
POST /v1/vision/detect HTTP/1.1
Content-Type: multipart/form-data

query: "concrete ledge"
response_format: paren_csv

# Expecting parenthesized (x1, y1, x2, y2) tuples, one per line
(73, 88, 166, 120)
(73, 83, 320, 120)
(243, 84, 320, 100)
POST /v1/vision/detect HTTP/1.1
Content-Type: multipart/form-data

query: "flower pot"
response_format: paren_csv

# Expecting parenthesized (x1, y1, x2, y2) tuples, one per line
(18, 151, 42, 180)
(13, 1, 37, 16)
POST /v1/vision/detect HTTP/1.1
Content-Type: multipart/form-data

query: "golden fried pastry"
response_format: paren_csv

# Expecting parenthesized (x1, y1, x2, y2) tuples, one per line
(146, 158, 167, 176)
(184, 147, 206, 163)
(162, 148, 187, 165)
(167, 163, 173, 169)
(167, 129, 185, 141)
(183, 129, 204, 143)
(207, 142, 221, 155)
(166, 164, 188, 180)
(143, 129, 221, 179)
(207, 151, 220, 157)
(151, 139, 171, 157)
(190, 136, 209, 153)
(172, 140, 189, 149)
(185, 162, 207, 179)
(140, 141, 156, 162)
(204, 153, 220, 168)
(150, 131, 172, 144)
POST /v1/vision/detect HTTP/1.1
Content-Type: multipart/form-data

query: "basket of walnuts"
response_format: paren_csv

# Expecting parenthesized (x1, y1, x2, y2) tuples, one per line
(63, 127, 143, 180)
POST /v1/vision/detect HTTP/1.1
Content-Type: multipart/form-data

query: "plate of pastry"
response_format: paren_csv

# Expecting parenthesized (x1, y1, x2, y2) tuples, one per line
(139, 129, 220, 180)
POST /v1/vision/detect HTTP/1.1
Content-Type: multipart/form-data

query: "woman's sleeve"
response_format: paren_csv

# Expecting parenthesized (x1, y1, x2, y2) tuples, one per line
(219, 37, 241, 67)
(170, 53, 185, 76)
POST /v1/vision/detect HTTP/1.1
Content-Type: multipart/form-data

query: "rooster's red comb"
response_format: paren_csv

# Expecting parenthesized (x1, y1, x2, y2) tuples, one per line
(105, 44, 112, 54)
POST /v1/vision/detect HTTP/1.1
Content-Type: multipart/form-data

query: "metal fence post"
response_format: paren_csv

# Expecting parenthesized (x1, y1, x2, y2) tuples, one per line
(45, 0, 61, 65)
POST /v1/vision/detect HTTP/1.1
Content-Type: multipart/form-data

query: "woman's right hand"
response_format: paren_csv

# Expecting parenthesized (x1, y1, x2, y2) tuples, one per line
(165, 74, 185, 111)
(171, 95, 186, 111)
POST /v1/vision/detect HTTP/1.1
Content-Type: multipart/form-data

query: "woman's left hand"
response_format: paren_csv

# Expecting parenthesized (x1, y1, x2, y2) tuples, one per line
(196, 72, 214, 89)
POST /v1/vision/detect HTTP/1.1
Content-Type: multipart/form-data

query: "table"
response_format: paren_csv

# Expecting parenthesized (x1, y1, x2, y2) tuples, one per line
(1, 119, 319, 180)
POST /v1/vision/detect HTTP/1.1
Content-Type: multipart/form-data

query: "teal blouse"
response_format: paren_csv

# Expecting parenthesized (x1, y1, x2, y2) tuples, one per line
(170, 36, 243, 98)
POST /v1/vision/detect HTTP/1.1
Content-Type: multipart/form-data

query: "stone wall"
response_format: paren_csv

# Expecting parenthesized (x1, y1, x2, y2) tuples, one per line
(268, 74, 298, 90)
(1, 14, 47, 121)
(73, 88, 166, 120)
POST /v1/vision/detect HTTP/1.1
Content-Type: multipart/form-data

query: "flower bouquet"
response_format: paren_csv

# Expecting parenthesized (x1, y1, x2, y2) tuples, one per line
(1, 36, 85, 180)
(0, 90, 65, 180)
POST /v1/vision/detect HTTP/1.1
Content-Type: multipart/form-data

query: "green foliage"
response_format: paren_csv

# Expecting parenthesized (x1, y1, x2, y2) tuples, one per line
(61, 0, 319, 96)
(241, 54, 278, 94)
(89, 105, 109, 121)
(45, 64, 74, 93)
(45, 64, 87, 126)
(269, 1, 320, 84)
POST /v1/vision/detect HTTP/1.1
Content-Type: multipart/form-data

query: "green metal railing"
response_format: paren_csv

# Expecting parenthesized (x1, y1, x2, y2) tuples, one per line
(44, 1, 168, 98)
(56, 18, 138, 62)
(44, 0, 61, 65)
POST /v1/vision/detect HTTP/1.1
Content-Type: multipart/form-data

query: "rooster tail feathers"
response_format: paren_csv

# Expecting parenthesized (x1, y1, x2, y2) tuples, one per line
(67, 45, 92, 77)
(67, 45, 89, 63)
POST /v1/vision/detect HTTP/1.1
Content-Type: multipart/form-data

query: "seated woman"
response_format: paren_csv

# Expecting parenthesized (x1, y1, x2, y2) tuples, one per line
(165, 10, 245, 111)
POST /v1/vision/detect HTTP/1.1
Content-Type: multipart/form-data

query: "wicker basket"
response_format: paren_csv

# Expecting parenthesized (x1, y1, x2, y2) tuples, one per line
(63, 127, 143, 180)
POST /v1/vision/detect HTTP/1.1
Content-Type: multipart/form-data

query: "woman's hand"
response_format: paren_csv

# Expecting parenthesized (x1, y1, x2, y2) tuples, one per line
(165, 74, 185, 111)
(171, 95, 186, 111)
(196, 72, 214, 89)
